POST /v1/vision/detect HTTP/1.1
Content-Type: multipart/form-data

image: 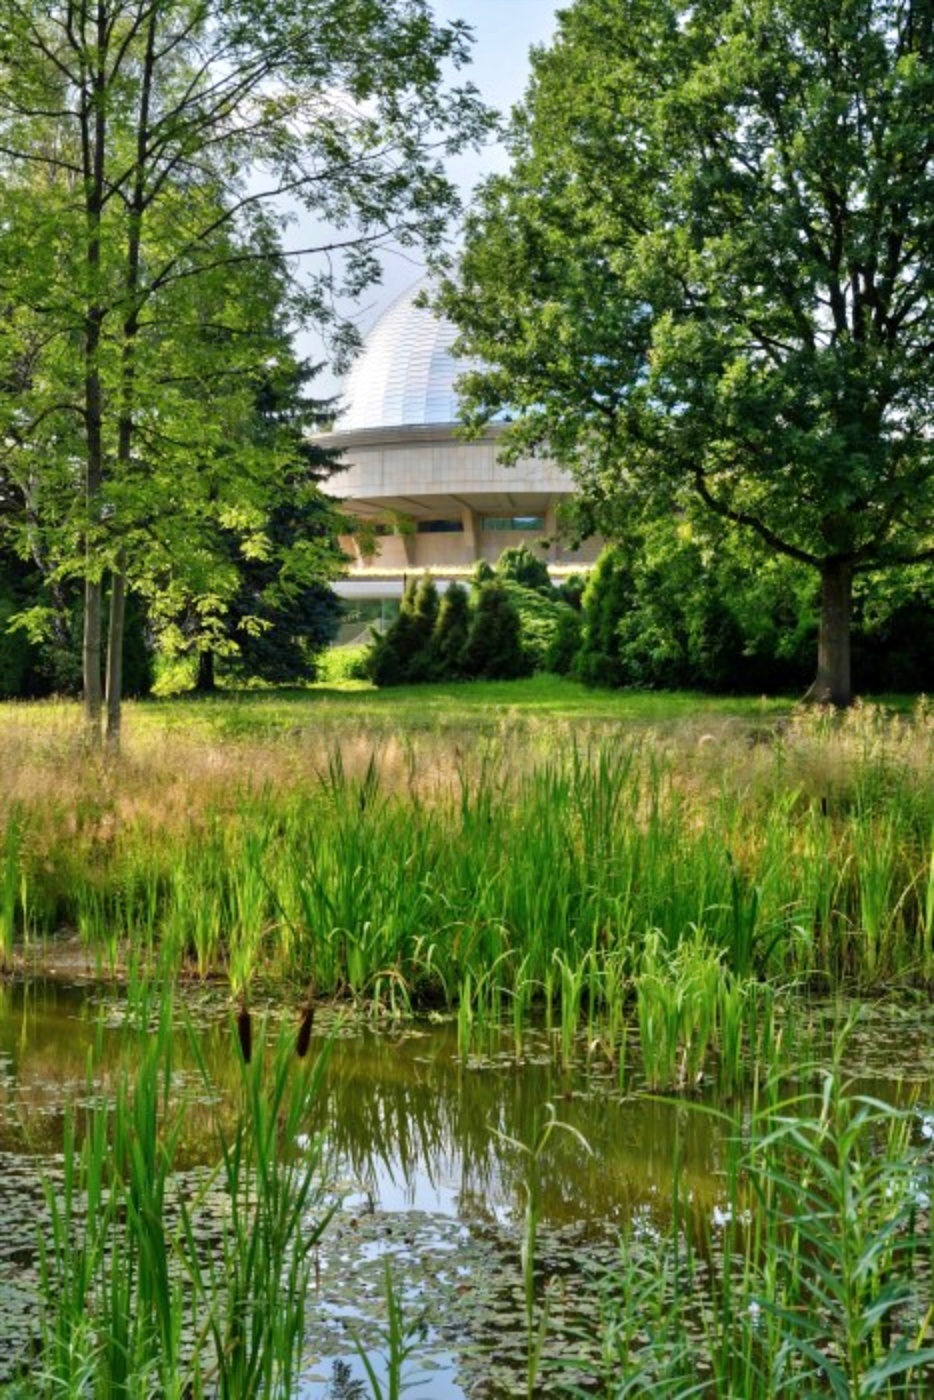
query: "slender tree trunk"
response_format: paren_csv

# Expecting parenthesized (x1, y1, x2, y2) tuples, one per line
(83, 574, 103, 736)
(105, 8, 157, 753)
(79, 2, 109, 746)
(196, 649, 217, 693)
(105, 563, 126, 749)
(806, 558, 853, 707)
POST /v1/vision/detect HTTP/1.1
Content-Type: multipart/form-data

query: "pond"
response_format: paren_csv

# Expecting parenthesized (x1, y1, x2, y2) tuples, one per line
(1, 979, 932, 1397)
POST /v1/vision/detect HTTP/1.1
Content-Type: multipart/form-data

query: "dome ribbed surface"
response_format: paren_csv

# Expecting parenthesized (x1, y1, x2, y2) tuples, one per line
(337, 278, 483, 431)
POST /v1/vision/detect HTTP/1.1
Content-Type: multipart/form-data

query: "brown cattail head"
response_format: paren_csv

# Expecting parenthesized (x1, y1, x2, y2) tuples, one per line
(296, 1001, 315, 1059)
(237, 1005, 253, 1064)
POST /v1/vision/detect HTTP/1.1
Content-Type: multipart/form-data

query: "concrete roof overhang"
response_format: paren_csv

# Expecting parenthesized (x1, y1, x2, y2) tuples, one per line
(316, 421, 577, 521)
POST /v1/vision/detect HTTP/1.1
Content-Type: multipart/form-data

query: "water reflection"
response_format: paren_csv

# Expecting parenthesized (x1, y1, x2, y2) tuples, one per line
(1, 979, 932, 1397)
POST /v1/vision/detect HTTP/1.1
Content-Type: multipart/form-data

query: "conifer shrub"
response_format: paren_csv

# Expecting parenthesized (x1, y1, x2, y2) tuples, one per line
(545, 607, 582, 675)
(574, 546, 633, 688)
(365, 577, 428, 686)
(461, 580, 533, 679)
(434, 581, 471, 678)
(496, 542, 553, 594)
(405, 574, 442, 682)
(558, 572, 587, 610)
(501, 581, 575, 671)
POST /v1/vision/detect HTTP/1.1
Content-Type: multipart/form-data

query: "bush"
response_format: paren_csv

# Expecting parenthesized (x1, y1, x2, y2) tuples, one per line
(573, 516, 934, 695)
(575, 546, 634, 688)
(574, 524, 819, 694)
(365, 576, 428, 686)
(546, 607, 582, 675)
(434, 581, 471, 678)
(501, 581, 576, 672)
(557, 572, 587, 610)
(496, 542, 553, 594)
(461, 580, 533, 679)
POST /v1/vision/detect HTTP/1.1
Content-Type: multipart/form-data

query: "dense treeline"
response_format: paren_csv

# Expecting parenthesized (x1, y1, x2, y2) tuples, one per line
(572, 518, 933, 695)
(364, 529, 932, 694)
(364, 545, 579, 686)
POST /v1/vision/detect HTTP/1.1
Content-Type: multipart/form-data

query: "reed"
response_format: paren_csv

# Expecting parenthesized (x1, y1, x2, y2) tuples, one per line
(584, 1043, 934, 1397)
(27, 991, 332, 1398)
(351, 1259, 428, 1400)
(0, 698, 930, 1036)
(0, 808, 22, 969)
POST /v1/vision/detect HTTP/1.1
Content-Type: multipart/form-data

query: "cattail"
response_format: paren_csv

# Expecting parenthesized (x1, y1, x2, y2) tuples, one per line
(296, 999, 315, 1058)
(237, 1004, 253, 1064)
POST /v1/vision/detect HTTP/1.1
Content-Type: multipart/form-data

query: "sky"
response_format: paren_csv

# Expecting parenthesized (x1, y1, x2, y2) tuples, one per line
(299, 0, 562, 398)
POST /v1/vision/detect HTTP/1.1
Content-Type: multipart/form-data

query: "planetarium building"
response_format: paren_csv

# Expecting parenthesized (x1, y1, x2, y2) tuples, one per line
(319, 279, 599, 591)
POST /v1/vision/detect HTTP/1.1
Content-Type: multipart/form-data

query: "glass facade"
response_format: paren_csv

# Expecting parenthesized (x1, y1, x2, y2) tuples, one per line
(481, 516, 546, 532)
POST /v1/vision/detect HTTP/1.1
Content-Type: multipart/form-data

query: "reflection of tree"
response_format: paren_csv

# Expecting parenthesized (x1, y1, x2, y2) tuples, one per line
(309, 1025, 733, 1231)
(4, 987, 737, 1227)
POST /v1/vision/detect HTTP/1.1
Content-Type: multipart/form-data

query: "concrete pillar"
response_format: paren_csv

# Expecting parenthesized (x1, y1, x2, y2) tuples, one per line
(545, 504, 558, 560)
(460, 506, 480, 561)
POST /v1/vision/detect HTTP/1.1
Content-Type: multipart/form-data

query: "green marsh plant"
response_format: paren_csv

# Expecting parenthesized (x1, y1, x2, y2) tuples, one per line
(496, 1103, 593, 1399)
(588, 1044, 934, 1398)
(351, 1258, 429, 1400)
(30, 991, 333, 1399)
(0, 809, 23, 968)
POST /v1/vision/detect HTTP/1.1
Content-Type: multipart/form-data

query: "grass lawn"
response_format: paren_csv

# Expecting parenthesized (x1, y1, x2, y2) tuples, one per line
(16, 674, 795, 740)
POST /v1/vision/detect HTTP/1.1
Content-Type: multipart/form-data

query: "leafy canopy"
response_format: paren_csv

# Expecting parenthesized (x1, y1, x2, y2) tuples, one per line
(440, 0, 933, 578)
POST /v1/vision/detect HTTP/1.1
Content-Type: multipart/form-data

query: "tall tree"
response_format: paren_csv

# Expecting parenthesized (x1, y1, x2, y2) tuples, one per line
(177, 356, 348, 690)
(439, 0, 933, 704)
(0, 0, 490, 744)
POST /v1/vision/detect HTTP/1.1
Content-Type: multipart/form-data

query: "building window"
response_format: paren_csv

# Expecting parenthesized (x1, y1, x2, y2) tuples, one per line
(417, 519, 464, 534)
(481, 515, 546, 532)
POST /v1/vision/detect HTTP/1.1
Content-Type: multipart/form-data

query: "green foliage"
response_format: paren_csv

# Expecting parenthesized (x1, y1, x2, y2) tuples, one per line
(600, 520, 816, 693)
(32, 994, 332, 1397)
(501, 580, 575, 672)
(462, 580, 533, 680)
(2, 703, 932, 1004)
(181, 363, 346, 688)
(0, 0, 492, 737)
(852, 564, 934, 693)
(0, 558, 40, 699)
(317, 645, 370, 686)
(557, 572, 587, 611)
(0, 549, 153, 698)
(366, 574, 539, 686)
(440, 0, 934, 703)
(496, 542, 553, 594)
(573, 520, 931, 694)
(575, 547, 634, 689)
(593, 1059, 934, 1396)
(366, 575, 442, 687)
(544, 607, 582, 675)
(433, 581, 471, 678)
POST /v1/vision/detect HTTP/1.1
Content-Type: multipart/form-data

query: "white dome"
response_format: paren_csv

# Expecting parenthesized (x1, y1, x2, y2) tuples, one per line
(336, 278, 484, 431)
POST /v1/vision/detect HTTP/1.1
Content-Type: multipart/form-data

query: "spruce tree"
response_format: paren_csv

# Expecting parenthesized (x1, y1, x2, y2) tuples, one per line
(462, 581, 532, 679)
(433, 582, 471, 678)
(575, 547, 633, 688)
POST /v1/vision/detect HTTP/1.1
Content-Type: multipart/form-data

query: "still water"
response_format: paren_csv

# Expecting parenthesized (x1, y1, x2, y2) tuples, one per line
(1, 980, 932, 1395)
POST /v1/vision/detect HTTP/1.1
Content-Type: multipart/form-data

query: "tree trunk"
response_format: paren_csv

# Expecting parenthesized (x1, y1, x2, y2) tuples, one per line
(196, 650, 217, 693)
(807, 558, 853, 707)
(83, 577, 103, 739)
(105, 566, 127, 750)
(79, 3, 109, 748)
(103, 6, 157, 754)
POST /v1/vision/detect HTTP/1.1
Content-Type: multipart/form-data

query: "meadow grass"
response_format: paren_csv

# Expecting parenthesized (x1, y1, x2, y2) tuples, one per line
(0, 684, 931, 1092)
